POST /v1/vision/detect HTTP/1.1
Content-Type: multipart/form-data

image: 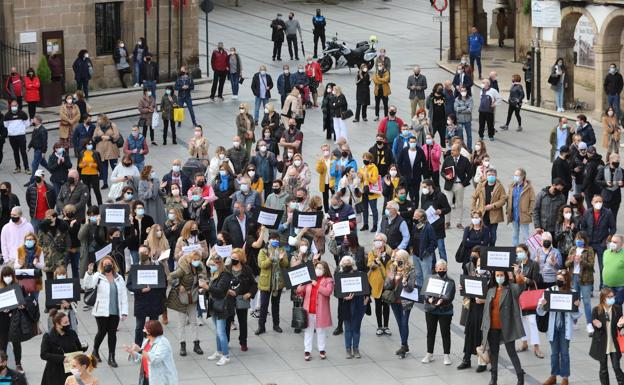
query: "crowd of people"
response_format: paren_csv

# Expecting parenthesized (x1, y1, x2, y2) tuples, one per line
(1, 8, 624, 385)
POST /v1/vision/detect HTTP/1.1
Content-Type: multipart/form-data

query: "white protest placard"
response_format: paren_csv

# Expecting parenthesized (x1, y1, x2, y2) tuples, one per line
(297, 213, 319, 228)
(332, 221, 351, 237)
(548, 292, 573, 311)
(425, 206, 440, 224)
(104, 208, 126, 224)
(0, 289, 18, 310)
(288, 266, 312, 286)
(531, 0, 561, 28)
(425, 277, 447, 296)
(215, 244, 232, 258)
(198, 294, 206, 310)
(95, 244, 112, 262)
(14, 269, 35, 276)
(137, 269, 159, 286)
(182, 244, 202, 256)
(258, 211, 279, 226)
(158, 249, 170, 262)
(464, 279, 484, 297)
(51, 283, 74, 300)
(487, 251, 511, 268)
(341, 276, 363, 293)
(400, 288, 419, 302)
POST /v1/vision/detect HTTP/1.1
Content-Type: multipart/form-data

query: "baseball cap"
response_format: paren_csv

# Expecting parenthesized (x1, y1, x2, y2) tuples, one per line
(34, 169, 44, 177)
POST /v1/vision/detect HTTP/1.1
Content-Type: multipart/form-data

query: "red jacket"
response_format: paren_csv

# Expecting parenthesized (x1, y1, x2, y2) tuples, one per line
(305, 62, 322, 83)
(211, 49, 229, 72)
(24, 76, 40, 103)
(377, 117, 405, 140)
(4, 74, 23, 98)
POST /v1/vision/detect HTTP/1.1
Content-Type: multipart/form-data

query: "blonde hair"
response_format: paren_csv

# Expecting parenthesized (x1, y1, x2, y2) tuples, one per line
(145, 224, 169, 258)
(98, 256, 120, 273)
(231, 248, 246, 264)
(180, 220, 198, 239)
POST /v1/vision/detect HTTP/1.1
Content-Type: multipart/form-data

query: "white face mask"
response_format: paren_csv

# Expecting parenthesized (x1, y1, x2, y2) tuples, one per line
(233, 141, 240, 148)
(56, 275, 67, 280)
(264, 108, 269, 114)
(594, 202, 603, 210)
(171, 189, 180, 196)
(70, 368, 81, 378)
(300, 245, 308, 253)
(315, 268, 324, 277)
(609, 242, 619, 251)
(259, 145, 267, 152)
(294, 160, 302, 167)
(460, 91, 467, 97)
(2, 276, 12, 285)
(323, 150, 330, 157)
(421, 187, 429, 195)
(374, 240, 384, 249)
(248, 170, 255, 177)
(389, 170, 397, 177)
(608, 111, 614, 117)
(474, 144, 481, 151)
(418, 114, 425, 119)
(471, 217, 481, 225)
(218, 153, 225, 160)
(563, 212, 572, 220)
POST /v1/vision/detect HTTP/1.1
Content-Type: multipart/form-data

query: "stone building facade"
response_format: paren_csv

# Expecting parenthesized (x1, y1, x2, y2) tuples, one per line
(1, 0, 199, 90)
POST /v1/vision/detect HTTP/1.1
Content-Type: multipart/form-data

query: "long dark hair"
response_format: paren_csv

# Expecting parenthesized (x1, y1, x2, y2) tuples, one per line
(488, 270, 510, 288)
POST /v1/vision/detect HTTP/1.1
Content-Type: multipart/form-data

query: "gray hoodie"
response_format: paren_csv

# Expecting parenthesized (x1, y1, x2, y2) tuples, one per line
(285, 19, 301, 37)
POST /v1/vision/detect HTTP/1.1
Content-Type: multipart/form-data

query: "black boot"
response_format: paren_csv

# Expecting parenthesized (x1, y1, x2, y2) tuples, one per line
(516, 369, 525, 385)
(107, 353, 118, 368)
(193, 340, 203, 355)
(180, 341, 187, 356)
(457, 360, 471, 370)
(332, 326, 343, 335)
(489, 370, 498, 385)
(92, 350, 102, 363)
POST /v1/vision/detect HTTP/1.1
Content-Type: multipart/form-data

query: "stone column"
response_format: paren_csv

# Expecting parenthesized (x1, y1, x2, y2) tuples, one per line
(539, 41, 558, 109)
(593, 44, 623, 115)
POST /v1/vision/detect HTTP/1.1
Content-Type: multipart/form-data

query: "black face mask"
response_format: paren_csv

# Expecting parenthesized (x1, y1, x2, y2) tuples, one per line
(556, 280, 564, 288)
(65, 212, 75, 219)
(35, 176, 42, 184)
(196, 181, 205, 187)
(397, 261, 404, 268)
(217, 239, 224, 246)
(190, 230, 199, 237)
(146, 57, 152, 62)
(376, 140, 384, 146)
(341, 151, 349, 158)
(61, 325, 71, 333)
(296, 196, 304, 203)
(123, 163, 132, 167)
(613, 162, 620, 168)
(10, 217, 19, 223)
(0, 190, 7, 195)
(543, 240, 552, 248)
(438, 271, 447, 278)
(342, 265, 352, 273)
(143, 331, 148, 339)
(67, 177, 75, 185)
(231, 259, 240, 266)
(363, 159, 370, 166)
(389, 111, 396, 117)
(471, 255, 479, 263)
(289, 125, 296, 131)
(272, 187, 281, 194)
(103, 265, 113, 273)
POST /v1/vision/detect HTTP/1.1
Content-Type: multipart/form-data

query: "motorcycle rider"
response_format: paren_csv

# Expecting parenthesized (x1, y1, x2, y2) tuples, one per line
(312, 9, 327, 59)
(285, 12, 303, 61)
(271, 13, 286, 61)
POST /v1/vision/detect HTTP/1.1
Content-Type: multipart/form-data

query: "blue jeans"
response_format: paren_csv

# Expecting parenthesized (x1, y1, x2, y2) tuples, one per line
(437, 238, 447, 261)
(550, 327, 570, 377)
(344, 305, 366, 350)
(133, 61, 141, 84)
(390, 303, 411, 346)
(29, 149, 49, 184)
(362, 197, 378, 227)
(135, 161, 145, 172)
(100, 159, 118, 184)
(53, 182, 63, 197)
(413, 254, 433, 289)
(76, 79, 89, 98)
(213, 317, 229, 356)
(130, 250, 139, 265)
(593, 244, 607, 288)
(31, 218, 41, 233)
(512, 221, 530, 247)
(254, 97, 269, 122)
(143, 80, 157, 97)
(65, 251, 80, 279)
(489, 223, 498, 246)
(460, 121, 473, 150)
(555, 84, 565, 110)
(572, 274, 593, 324)
(609, 286, 624, 306)
(178, 95, 197, 126)
(608, 94, 621, 120)
(229, 73, 240, 96)
(469, 53, 482, 77)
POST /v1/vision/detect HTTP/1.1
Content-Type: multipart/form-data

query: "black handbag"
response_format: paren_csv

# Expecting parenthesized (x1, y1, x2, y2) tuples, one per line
(115, 135, 124, 148)
(239, 76, 245, 85)
(341, 109, 354, 120)
(536, 312, 549, 332)
(547, 74, 560, 86)
(137, 117, 147, 128)
(83, 277, 100, 306)
(291, 298, 308, 329)
(454, 241, 466, 263)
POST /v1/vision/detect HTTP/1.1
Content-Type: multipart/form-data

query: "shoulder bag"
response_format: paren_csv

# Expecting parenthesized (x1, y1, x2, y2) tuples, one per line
(518, 281, 544, 313)
(83, 277, 101, 306)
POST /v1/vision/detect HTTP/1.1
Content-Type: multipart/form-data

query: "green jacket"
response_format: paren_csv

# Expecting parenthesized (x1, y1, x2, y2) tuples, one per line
(257, 246, 289, 291)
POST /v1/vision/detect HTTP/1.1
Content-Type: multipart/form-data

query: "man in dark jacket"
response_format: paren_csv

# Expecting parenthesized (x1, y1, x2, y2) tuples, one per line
(397, 136, 426, 206)
(72, 114, 95, 158)
(0, 351, 27, 385)
(25, 169, 56, 231)
(551, 145, 572, 196)
(249, 141, 277, 198)
(226, 135, 249, 175)
(312, 9, 326, 58)
(174, 65, 197, 126)
(581, 195, 616, 288)
(576, 114, 596, 147)
(276, 65, 293, 106)
(533, 179, 566, 235)
(570, 141, 588, 195)
(368, 133, 394, 177)
(582, 146, 604, 207)
(440, 144, 471, 229)
(140, 53, 159, 97)
(328, 194, 357, 237)
(411, 208, 437, 287)
(270, 13, 286, 61)
(221, 200, 249, 248)
(56, 169, 89, 222)
(604, 63, 624, 119)
(209, 42, 229, 100)
(596, 152, 624, 220)
(452, 64, 473, 97)
(26, 115, 48, 186)
(161, 159, 192, 195)
(251, 66, 273, 124)
(420, 178, 451, 260)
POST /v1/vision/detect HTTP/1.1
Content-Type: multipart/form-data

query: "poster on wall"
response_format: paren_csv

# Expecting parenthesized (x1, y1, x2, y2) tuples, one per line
(574, 15, 596, 68)
(531, 1, 561, 28)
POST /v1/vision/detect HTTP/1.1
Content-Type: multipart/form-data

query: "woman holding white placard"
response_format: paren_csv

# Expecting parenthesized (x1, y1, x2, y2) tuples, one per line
(422, 260, 456, 365)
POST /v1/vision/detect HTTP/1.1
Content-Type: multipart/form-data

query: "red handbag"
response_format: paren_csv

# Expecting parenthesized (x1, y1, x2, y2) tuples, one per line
(518, 282, 545, 312)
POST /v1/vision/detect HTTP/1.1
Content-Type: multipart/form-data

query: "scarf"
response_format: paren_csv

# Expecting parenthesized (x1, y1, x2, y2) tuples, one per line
(219, 174, 229, 192)
(25, 247, 37, 267)
(604, 166, 622, 191)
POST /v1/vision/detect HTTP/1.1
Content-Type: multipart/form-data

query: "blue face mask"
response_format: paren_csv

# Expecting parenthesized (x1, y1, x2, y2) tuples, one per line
(89, 216, 98, 223)
(24, 240, 35, 249)
(191, 260, 201, 268)
(516, 252, 526, 261)
(136, 208, 145, 216)
(125, 193, 133, 200)
(209, 265, 218, 273)
(575, 239, 585, 248)
(495, 276, 505, 285)
(270, 240, 280, 248)
(513, 175, 521, 183)
(86, 144, 93, 151)
(487, 175, 496, 184)
(409, 142, 417, 149)
(425, 139, 433, 145)
(607, 297, 616, 306)
(165, 89, 172, 95)
(192, 195, 201, 202)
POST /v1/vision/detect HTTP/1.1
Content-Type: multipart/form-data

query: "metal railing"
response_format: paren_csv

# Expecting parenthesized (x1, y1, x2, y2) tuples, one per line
(0, 41, 32, 94)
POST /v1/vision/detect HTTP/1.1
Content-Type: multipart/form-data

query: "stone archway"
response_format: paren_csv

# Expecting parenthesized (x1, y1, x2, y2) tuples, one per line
(540, 6, 597, 110)
(594, 11, 624, 114)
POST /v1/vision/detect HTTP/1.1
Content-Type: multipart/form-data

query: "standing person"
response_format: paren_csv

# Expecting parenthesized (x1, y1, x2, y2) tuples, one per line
(335, 255, 368, 359)
(92, 114, 121, 190)
(255, 233, 289, 335)
(0, 207, 33, 267)
(420, 179, 451, 260)
(160, 86, 178, 145)
(468, 27, 485, 79)
(378, 106, 405, 146)
(277, 65, 293, 107)
(422, 134, 442, 188)
(78, 138, 103, 205)
(407, 66, 428, 118)
(551, 58, 568, 112)
(251, 66, 273, 125)
(40, 311, 83, 385)
(225, 248, 257, 352)
(205, 255, 235, 366)
(534, 180, 567, 235)
(589, 288, 624, 385)
(306, 55, 323, 107)
(138, 166, 166, 225)
(373, 62, 391, 121)
(84, 257, 129, 368)
(26, 116, 48, 186)
(166, 251, 207, 356)
(452, 64, 473, 97)
(23, 68, 40, 120)
(471, 169, 506, 246)
(397, 136, 426, 206)
(174, 66, 198, 127)
(358, 152, 380, 232)
(380, 201, 410, 250)
(0, 182, 21, 240)
(72, 114, 95, 158)
(477, 79, 502, 141)
(566, 231, 595, 333)
(329, 86, 348, 141)
(322, 83, 336, 140)
(410, 209, 437, 288)
(603, 235, 624, 304)
(209, 42, 228, 101)
(131, 38, 148, 87)
(354, 64, 371, 123)
(227, 47, 242, 101)
(482, 268, 527, 385)
(422, 260, 455, 365)
(72, 50, 93, 99)
(385, 250, 417, 359)
(297, 261, 334, 360)
(59, 94, 80, 150)
(500, 74, 525, 132)
(369, 133, 394, 178)
(602, 106, 621, 158)
(123, 126, 149, 172)
(77, 206, 107, 278)
(249, 140, 277, 199)
(316, 144, 335, 211)
(441, 144, 472, 229)
(312, 9, 326, 58)
(522, 52, 533, 101)
(236, 104, 255, 155)
(25, 169, 56, 230)
(5, 99, 30, 174)
(605, 63, 624, 119)
(580, 195, 616, 288)
(4, 67, 24, 110)
(496, 8, 507, 46)
(112, 40, 130, 88)
(138, 88, 157, 146)
(536, 270, 581, 385)
(427, 84, 447, 147)
(270, 13, 286, 61)
(507, 168, 535, 246)
(367, 234, 393, 335)
(596, 153, 624, 220)
(285, 12, 302, 61)
(140, 52, 158, 97)
(38, 210, 69, 280)
(454, 86, 473, 150)
(124, 320, 178, 385)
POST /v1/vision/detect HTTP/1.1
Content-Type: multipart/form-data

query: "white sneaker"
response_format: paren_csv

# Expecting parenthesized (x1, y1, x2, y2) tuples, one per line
(216, 355, 230, 366)
(133, 83, 140, 88)
(207, 351, 222, 361)
(421, 353, 434, 363)
(232, 95, 238, 100)
(586, 323, 594, 335)
(443, 354, 452, 365)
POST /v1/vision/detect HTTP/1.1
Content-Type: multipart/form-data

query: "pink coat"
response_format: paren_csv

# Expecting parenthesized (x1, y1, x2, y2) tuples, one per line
(296, 276, 334, 328)
(423, 143, 442, 172)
